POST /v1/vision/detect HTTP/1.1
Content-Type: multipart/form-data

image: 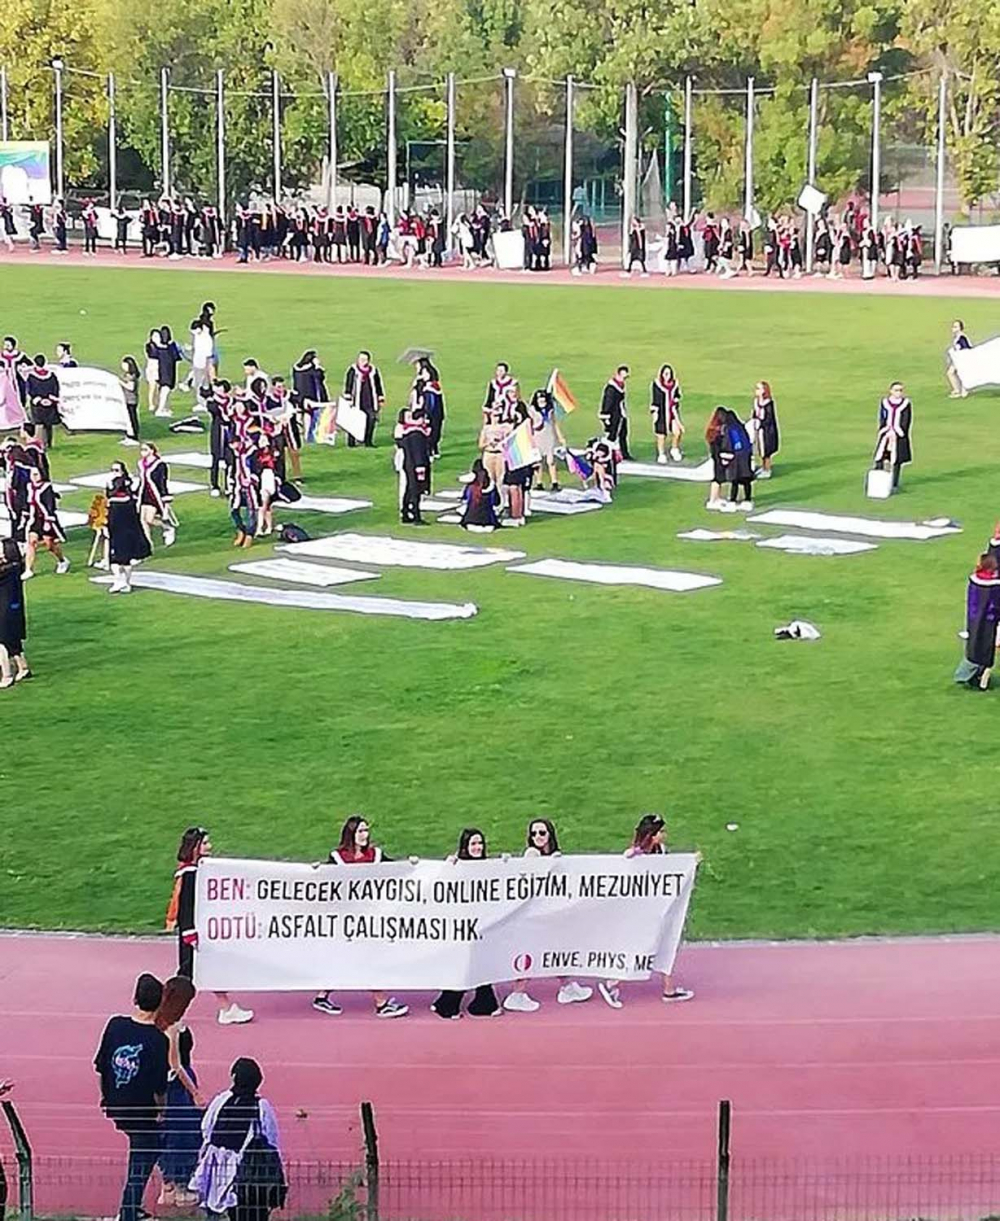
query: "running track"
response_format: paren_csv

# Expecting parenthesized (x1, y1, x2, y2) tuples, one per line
(4, 245, 1000, 298)
(1, 933, 999, 1216)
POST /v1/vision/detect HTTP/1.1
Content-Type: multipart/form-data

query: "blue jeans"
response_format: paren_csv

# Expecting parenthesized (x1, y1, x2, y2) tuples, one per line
(159, 1075, 202, 1187)
(120, 1128, 162, 1221)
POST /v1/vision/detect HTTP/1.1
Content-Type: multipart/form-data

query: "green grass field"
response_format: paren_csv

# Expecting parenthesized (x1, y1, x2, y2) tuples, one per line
(1, 264, 996, 940)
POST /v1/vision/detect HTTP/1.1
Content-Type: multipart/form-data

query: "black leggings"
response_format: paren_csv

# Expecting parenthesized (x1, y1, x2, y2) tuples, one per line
(433, 985, 499, 1018)
(125, 399, 140, 442)
(730, 478, 753, 502)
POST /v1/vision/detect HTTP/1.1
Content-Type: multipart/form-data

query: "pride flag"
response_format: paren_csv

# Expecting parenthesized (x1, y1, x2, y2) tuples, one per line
(314, 402, 338, 445)
(503, 419, 541, 470)
(547, 368, 578, 418)
(564, 449, 593, 480)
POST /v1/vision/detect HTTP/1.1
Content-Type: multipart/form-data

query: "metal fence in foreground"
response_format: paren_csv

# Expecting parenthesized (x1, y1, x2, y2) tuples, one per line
(2, 1101, 999, 1221)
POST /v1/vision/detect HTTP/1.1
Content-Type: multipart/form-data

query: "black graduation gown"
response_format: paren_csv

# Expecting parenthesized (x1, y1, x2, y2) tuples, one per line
(874, 398, 912, 467)
(599, 381, 627, 447)
(965, 574, 1000, 670)
(26, 370, 60, 427)
(344, 364, 384, 446)
(461, 482, 500, 528)
(754, 398, 779, 458)
(208, 396, 231, 462)
(0, 559, 26, 653)
(398, 426, 431, 520)
(107, 482, 152, 565)
(27, 482, 65, 541)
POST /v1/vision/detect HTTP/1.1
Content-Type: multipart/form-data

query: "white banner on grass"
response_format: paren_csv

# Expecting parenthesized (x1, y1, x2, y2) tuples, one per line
(949, 225, 1000, 265)
(194, 853, 698, 992)
(56, 366, 130, 432)
(950, 336, 1000, 390)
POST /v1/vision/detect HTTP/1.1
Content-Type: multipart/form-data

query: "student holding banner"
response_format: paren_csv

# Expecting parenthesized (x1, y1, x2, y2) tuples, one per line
(312, 817, 409, 1019)
(504, 819, 593, 1013)
(598, 815, 696, 1010)
(431, 829, 503, 1020)
(946, 320, 972, 398)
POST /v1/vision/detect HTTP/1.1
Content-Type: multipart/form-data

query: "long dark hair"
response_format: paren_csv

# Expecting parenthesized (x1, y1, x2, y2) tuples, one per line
(526, 818, 559, 855)
(457, 827, 486, 859)
(338, 815, 367, 855)
(705, 407, 726, 444)
(632, 814, 665, 854)
(176, 826, 208, 865)
(122, 355, 140, 381)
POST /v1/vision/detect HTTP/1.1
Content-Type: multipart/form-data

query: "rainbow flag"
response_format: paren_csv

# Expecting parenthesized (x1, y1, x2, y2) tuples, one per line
(548, 368, 578, 418)
(503, 419, 540, 470)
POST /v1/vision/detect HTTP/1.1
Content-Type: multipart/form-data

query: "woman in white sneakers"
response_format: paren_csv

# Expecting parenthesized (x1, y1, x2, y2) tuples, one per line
(598, 815, 695, 1010)
(504, 818, 593, 1012)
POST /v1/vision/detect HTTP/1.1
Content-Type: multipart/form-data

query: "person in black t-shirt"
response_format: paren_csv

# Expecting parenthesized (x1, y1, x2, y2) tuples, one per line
(94, 973, 169, 1221)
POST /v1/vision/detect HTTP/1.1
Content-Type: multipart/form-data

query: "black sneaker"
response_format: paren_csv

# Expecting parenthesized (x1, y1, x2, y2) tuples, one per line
(551, 482, 562, 492)
(313, 996, 342, 1015)
(375, 998, 409, 1018)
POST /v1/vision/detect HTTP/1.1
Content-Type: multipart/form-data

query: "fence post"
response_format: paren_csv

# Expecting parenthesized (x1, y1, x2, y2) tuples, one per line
(360, 1100, 380, 1221)
(715, 1099, 731, 1221)
(3, 1099, 33, 1221)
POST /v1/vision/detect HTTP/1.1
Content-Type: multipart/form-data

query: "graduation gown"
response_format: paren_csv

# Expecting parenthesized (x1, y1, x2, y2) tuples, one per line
(963, 573, 1000, 672)
(107, 479, 152, 565)
(0, 558, 26, 653)
(599, 379, 627, 445)
(873, 397, 912, 467)
(26, 481, 65, 541)
(651, 379, 682, 435)
(138, 457, 171, 514)
(344, 363, 384, 446)
(752, 397, 779, 458)
(25, 369, 60, 426)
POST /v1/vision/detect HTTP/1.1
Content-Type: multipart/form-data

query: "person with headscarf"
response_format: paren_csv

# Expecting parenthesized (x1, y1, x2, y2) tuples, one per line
(106, 461, 151, 594)
(190, 1058, 285, 1220)
(431, 829, 503, 1020)
(0, 538, 31, 689)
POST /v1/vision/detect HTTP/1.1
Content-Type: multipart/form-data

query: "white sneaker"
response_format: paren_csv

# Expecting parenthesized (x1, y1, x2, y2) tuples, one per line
(597, 981, 623, 1010)
(557, 981, 593, 1005)
(94, 559, 109, 571)
(55, 558, 71, 574)
(22, 569, 34, 581)
(670, 447, 683, 462)
(661, 988, 695, 1004)
(704, 499, 723, 512)
(218, 1003, 254, 1025)
(163, 526, 176, 547)
(210, 488, 221, 498)
(737, 501, 754, 513)
(109, 578, 127, 594)
(154, 408, 173, 418)
(120, 437, 139, 447)
(756, 468, 771, 480)
(719, 501, 737, 514)
(502, 990, 540, 1013)
(656, 454, 668, 465)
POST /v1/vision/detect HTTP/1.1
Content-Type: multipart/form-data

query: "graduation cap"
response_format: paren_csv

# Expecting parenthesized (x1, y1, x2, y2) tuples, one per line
(397, 347, 435, 365)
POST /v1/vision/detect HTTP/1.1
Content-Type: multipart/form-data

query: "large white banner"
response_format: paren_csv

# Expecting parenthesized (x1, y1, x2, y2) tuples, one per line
(56, 366, 130, 433)
(949, 225, 1000, 265)
(950, 336, 1000, 391)
(194, 853, 698, 992)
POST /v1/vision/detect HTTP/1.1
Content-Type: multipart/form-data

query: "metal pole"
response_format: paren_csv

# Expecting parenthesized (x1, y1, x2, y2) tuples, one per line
(3, 1099, 33, 1221)
(108, 73, 117, 211)
(622, 80, 638, 270)
(664, 91, 673, 206)
(216, 69, 225, 225)
(160, 66, 170, 196)
(503, 68, 515, 219)
(716, 1100, 732, 1221)
(869, 72, 882, 231)
(682, 75, 693, 219)
(805, 77, 818, 273)
(271, 69, 281, 201)
(386, 70, 397, 224)
(934, 72, 947, 273)
(0, 67, 9, 142)
(54, 64, 64, 200)
(360, 1101, 380, 1221)
(562, 75, 574, 265)
(446, 72, 456, 253)
(328, 71, 338, 209)
(743, 76, 754, 222)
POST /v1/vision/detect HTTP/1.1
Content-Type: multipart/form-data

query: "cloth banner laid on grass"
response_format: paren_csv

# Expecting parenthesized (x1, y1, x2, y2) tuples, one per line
(678, 529, 759, 542)
(756, 534, 877, 556)
(280, 532, 525, 569)
(619, 459, 714, 483)
(56, 367, 131, 433)
(949, 337, 1000, 391)
(71, 473, 205, 495)
(164, 451, 213, 469)
(229, 559, 380, 587)
(273, 495, 371, 515)
(192, 852, 698, 992)
(0, 504, 86, 531)
(90, 572, 477, 620)
(508, 558, 721, 593)
(747, 509, 961, 541)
